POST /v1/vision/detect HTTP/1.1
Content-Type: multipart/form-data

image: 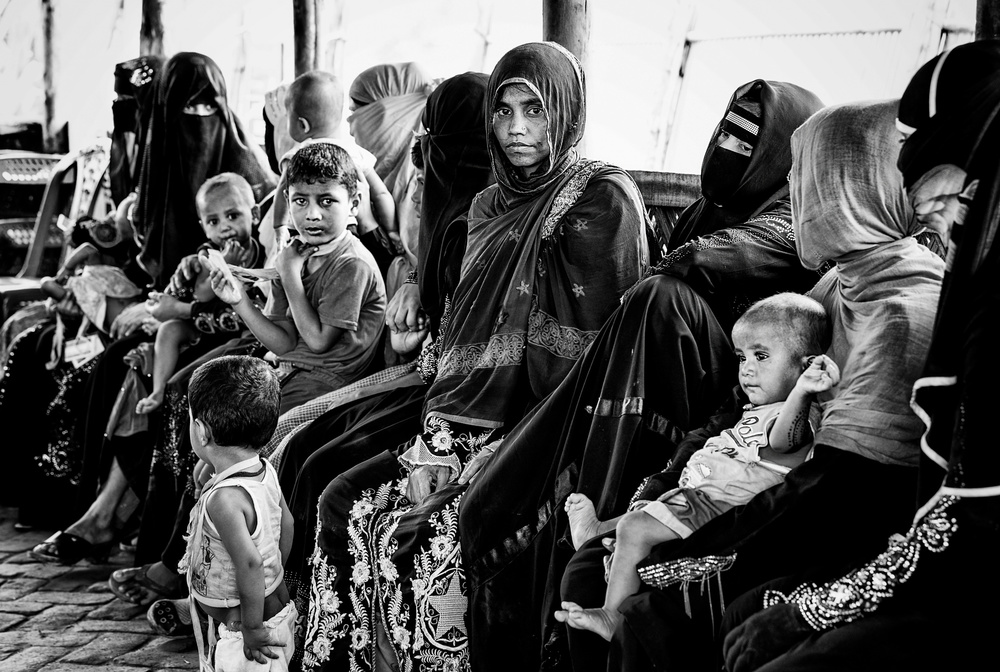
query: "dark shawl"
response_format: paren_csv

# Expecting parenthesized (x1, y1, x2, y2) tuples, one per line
(668, 80, 823, 249)
(422, 41, 648, 430)
(134, 52, 275, 286)
(110, 56, 163, 204)
(416, 72, 494, 324)
(901, 40, 1000, 510)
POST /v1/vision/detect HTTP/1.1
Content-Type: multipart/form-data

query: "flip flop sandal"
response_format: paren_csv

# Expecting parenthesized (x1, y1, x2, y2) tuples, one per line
(147, 598, 194, 637)
(108, 563, 187, 605)
(29, 531, 114, 565)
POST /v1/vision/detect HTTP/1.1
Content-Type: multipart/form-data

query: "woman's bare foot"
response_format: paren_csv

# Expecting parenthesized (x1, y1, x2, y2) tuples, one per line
(554, 601, 621, 642)
(565, 493, 602, 550)
(136, 389, 164, 415)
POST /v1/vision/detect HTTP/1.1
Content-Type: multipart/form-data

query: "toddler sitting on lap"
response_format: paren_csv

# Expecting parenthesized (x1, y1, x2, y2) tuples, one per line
(555, 293, 839, 641)
(136, 172, 264, 414)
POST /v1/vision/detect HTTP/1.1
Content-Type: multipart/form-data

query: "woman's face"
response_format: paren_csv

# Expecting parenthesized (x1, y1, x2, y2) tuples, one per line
(183, 101, 218, 116)
(492, 85, 550, 177)
(715, 129, 753, 157)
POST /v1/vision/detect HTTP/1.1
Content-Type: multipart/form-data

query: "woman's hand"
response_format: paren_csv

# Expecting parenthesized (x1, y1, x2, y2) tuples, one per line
(210, 269, 246, 306)
(723, 603, 813, 672)
(110, 302, 159, 339)
(457, 441, 502, 485)
(146, 292, 189, 322)
(406, 465, 453, 506)
(390, 328, 429, 356)
(386, 282, 427, 334)
(275, 239, 313, 282)
(166, 254, 203, 295)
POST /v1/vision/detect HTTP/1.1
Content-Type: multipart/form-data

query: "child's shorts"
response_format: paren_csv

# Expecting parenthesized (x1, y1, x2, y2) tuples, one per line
(214, 602, 298, 672)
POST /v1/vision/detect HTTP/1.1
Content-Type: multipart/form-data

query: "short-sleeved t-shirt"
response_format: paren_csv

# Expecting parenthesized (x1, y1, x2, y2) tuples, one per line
(264, 232, 386, 385)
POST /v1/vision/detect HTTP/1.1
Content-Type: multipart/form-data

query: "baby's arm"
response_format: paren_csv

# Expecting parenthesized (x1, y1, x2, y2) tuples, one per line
(769, 355, 841, 453)
(362, 167, 397, 235)
(207, 488, 280, 664)
(210, 269, 298, 355)
(60, 243, 101, 275)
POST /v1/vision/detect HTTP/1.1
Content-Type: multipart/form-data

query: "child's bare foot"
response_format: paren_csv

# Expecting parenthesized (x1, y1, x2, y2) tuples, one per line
(565, 493, 601, 550)
(136, 390, 164, 415)
(553, 601, 620, 642)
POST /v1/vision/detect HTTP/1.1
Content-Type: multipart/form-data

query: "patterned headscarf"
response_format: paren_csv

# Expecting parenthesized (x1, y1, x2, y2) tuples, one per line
(486, 41, 586, 205)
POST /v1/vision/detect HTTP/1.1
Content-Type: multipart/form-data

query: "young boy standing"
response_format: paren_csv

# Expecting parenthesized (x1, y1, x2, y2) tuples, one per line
(555, 293, 840, 641)
(179, 355, 294, 670)
(211, 142, 386, 413)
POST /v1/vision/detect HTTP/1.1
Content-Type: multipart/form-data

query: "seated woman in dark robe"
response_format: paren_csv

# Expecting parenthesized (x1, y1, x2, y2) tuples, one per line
(458, 79, 824, 672)
(591, 100, 945, 672)
(722, 39, 1000, 672)
(18, 51, 274, 562)
(301, 42, 650, 672)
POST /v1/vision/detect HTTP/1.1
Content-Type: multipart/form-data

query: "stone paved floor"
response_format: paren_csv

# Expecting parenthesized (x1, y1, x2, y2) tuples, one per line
(0, 507, 198, 671)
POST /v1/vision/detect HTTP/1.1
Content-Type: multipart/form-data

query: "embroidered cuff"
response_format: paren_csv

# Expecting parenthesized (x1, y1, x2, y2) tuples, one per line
(404, 268, 418, 285)
(761, 495, 959, 631)
(398, 435, 462, 480)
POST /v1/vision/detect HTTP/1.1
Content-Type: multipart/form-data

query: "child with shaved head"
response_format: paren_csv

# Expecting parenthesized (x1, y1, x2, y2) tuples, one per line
(271, 70, 396, 248)
(556, 292, 839, 641)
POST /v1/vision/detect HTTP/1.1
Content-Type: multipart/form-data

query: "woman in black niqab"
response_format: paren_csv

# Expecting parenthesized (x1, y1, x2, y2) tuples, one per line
(133, 52, 275, 286)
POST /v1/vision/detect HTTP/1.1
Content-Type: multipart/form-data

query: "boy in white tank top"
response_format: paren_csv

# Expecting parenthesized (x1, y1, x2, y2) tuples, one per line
(177, 355, 295, 670)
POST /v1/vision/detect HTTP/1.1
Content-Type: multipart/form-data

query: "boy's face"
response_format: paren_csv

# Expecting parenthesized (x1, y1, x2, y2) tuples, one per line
(198, 185, 257, 248)
(732, 324, 803, 406)
(286, 179, 359, 246)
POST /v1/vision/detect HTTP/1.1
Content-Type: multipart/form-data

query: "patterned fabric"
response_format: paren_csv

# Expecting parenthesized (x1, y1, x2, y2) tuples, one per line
(305, 421, 494, 672)
(303, 43, 648, 672)
(762, 495, 958, 630)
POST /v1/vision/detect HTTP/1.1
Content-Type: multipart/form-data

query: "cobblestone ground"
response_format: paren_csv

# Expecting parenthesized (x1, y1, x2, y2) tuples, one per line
(0, 507, 198, 672)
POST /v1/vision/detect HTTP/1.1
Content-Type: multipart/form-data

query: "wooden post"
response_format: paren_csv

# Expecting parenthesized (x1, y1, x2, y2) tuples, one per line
(542, 0, 590, 70)
(42, 0, 56, 151)
(978, 0, 1000, 39)
(293, 0, 317, 76)
(140, 0, 165, 57)
(324, 0, 347, 80)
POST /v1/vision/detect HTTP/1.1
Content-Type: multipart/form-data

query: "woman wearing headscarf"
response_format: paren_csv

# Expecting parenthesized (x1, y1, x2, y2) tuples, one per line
(301, 42, 648, 672)
(348, 62, 432, 297)
(0, 55, 163, 529)
(133, 51, 275, 286)
(458, 80, 823, 672)
(269, 73, 495, 648)
(722, 40, 1000, 672)
(597, 100, 943, 672)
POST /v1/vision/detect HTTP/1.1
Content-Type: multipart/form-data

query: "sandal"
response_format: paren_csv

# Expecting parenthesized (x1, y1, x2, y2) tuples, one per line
(147, 598, 194, 637)
(108, 563, 187, 606)
(29, 532, 114, 565)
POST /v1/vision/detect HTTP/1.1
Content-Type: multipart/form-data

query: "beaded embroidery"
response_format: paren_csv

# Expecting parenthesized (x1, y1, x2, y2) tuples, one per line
(541, 160, 606, 238)
(762, 495, 958, 631)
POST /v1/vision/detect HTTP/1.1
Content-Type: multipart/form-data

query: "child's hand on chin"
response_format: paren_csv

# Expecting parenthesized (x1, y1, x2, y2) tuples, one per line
(275, 238, 315, 280)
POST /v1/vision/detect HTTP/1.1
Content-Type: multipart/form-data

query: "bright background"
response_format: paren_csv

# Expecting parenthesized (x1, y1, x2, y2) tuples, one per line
(0, 0, 977, 173)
